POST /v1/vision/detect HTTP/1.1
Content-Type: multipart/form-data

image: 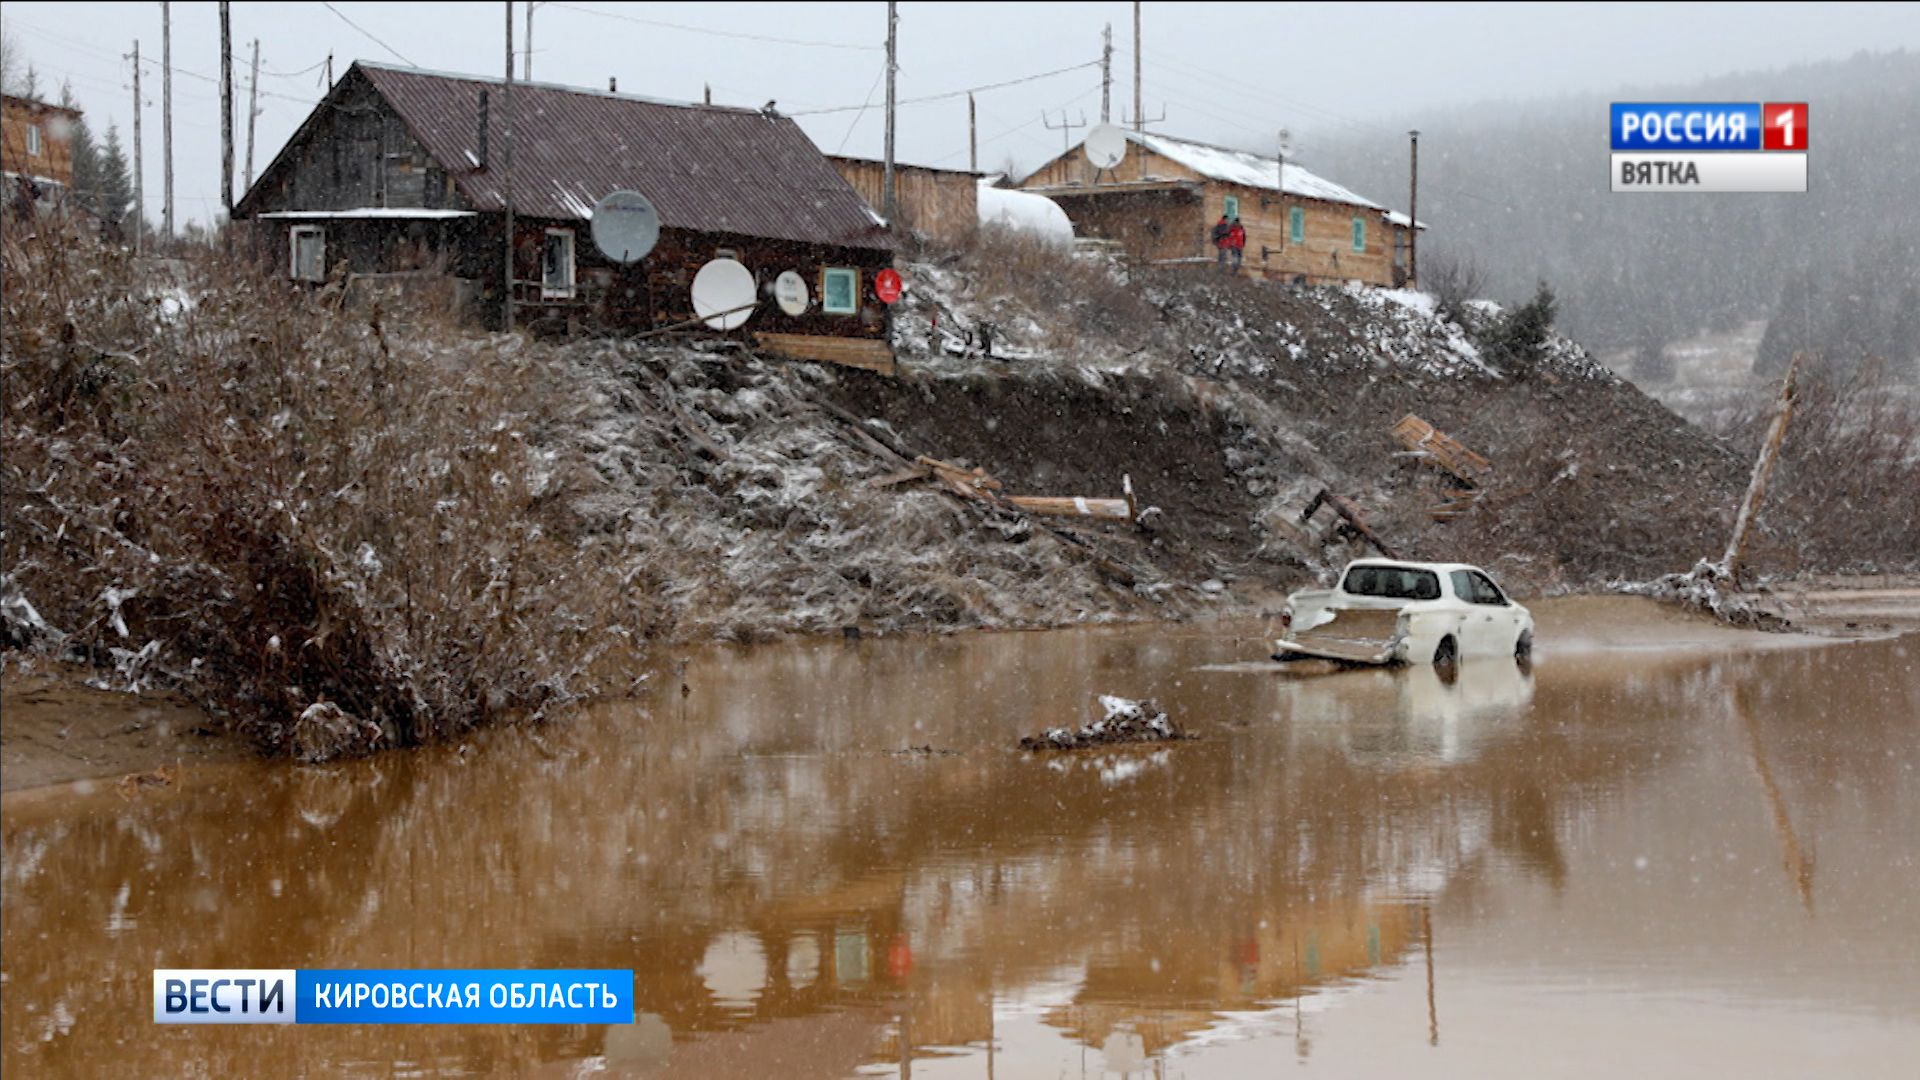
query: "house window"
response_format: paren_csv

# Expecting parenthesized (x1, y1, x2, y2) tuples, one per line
(1351, 217, 1367, 253)
(1289, 206, 1305, 245)
(26, 124, 42, 157)
(1223, 195, 1239, 220)
(290, 226, 326, 282)
(542, 229, 576, 299)
(821, 267, 859, 315)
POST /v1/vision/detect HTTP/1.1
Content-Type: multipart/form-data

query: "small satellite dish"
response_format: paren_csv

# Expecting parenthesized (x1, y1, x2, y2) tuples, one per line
(1084, 124, 1127, 170)
(773, 270, 809, 316)
(591, 190, 660, 264)
(691, 258, 757, 331)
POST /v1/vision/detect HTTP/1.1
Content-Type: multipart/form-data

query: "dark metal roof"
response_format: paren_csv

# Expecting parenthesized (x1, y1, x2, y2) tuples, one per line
(357, 63, 890, 251)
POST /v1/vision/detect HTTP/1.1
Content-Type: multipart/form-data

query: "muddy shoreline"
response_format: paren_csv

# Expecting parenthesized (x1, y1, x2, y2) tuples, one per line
(6, 587, 1913, 797)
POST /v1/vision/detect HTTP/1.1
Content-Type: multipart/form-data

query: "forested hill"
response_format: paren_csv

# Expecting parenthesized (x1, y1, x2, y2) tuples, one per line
(1305, 49, 1920, 373)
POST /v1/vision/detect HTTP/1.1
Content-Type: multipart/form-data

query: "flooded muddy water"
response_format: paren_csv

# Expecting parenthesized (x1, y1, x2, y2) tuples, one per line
(4, 608, 1918, 1077)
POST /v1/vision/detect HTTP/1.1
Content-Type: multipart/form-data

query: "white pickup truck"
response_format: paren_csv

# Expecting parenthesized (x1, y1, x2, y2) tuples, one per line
(1272, 560, 1534, 666)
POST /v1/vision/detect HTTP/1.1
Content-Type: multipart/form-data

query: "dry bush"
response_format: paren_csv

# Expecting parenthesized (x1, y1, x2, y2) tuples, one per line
(1423, 250, 1487, 326)
(947, 229, 1162, 352)
(1723, 360, 1920, 573)
(2, 218, 662, 760)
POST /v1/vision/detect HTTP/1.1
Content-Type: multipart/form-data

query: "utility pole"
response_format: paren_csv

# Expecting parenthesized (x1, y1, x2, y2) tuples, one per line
(968, 92, 977, 173)
(1408, 130, 1420, 288)
(524, 1, 544, 81)
(881, 1, 898, 222)
(1276, 129, 1288, 200)
(162, 0, 173, 240)
(503, 0, 515, 332)
(1132, 1, 1142, 133)
(1100, 23, 1112, 123)
(1722, 350, 1803, 586)
(244, 39, 260, 191)
(219, 2, 233, 219)
(129, 39, 143, 254)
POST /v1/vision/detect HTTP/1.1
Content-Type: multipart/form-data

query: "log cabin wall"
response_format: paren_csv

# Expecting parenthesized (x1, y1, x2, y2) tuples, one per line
(242, 78, 456, 215)
(1, 96, 80, 191)
(829, 157, 978, 245)
(1022, 141, 1413, 286)
(504, 221, 895, 337)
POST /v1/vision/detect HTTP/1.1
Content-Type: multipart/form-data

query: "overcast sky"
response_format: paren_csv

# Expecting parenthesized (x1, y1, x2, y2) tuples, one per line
(6, 1, 1919, 226)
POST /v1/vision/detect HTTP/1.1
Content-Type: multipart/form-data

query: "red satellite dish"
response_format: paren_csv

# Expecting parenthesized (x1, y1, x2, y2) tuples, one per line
(874, 268, 903, 305)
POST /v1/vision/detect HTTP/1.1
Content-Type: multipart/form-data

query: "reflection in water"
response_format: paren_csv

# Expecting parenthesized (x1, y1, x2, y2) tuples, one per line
(3, 626, 1918, 1077)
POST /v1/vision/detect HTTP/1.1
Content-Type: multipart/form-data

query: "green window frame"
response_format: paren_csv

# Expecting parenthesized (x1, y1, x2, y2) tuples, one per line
(1288, 206, 1305, 244)
(821, 267, 859, 315)
(1352, 216, 1367, 253)
(1223, 195, 1240, 220)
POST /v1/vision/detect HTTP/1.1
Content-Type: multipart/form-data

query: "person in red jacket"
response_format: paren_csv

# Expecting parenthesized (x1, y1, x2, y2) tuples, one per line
(1212, 214, 1234, 271)
(1225, 215, 1247, 272)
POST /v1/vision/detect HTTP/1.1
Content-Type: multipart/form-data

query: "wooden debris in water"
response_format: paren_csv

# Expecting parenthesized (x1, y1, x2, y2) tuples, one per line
(1020, 696, 1193, 751)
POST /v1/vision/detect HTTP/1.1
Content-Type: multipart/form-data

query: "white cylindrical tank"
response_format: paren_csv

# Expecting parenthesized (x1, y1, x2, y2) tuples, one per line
(976, 180, 1074, 245)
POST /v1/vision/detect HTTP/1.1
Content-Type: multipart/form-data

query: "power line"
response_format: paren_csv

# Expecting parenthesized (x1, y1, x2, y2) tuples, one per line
(835, 62, 887, 154)
(548, 2, 881, 52)
(1151, 51, 1396, 139)
(251, 56, 330, 80)
(319, 1, 417, 68)
(933, 83, 1103, 169)
(792, 59, 1103, 117)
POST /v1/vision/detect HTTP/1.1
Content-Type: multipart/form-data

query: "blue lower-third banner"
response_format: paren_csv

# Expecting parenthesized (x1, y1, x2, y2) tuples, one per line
(154, 969, 635, 1024)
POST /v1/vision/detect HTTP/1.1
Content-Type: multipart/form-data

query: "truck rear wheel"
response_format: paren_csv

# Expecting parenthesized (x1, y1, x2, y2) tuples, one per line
(1433, 635, 1458, 666)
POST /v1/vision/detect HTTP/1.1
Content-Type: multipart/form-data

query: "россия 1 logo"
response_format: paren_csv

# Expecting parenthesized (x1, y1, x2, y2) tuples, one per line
(1610, 102, 1808, 193)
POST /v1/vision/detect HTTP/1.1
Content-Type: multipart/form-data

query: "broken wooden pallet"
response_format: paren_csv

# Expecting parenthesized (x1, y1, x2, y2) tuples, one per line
(1392, 414, 1492, 485)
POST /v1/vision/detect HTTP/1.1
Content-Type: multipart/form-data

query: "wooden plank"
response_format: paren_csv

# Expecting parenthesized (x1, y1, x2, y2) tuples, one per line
(867, 465, 932, 489)
(753, 332, 897, 375)
(1302, 488, 1399, 559)
(1005, 495, 1133, 521)
(1392, 413, 1491, 483)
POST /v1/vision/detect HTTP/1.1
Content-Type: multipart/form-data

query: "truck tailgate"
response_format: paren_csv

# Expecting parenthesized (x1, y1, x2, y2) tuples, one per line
(1274, 609, 1403, 665)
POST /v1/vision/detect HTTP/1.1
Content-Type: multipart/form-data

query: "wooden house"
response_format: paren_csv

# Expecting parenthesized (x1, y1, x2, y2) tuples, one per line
(1020, 130, 1423, 288)
(235, 63, 896, 368)
(827, 155, 979, 245)
(2, 94, 82, 208)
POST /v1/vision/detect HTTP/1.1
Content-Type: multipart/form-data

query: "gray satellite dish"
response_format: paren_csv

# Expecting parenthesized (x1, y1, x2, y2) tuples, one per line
(590, 190, 660, 264)
(773, 270, 809, 316)
(691, 258, 757, 331)
(1084, 124, 1127, 170)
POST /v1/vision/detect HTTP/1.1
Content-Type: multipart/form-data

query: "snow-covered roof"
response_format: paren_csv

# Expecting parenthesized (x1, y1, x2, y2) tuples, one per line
(1382, 209, 1428, 230)
(977, 180, 1073, 244)
(1127, 131, 1382, 210)
(258, 208, 477, 220)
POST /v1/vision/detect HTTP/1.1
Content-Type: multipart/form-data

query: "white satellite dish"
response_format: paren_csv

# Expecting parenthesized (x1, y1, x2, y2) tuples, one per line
(773, 270, 809, 316)
(591, 190, 660, 264)
(691, 258, 757, 331)
(1084, 124, 1127, 170)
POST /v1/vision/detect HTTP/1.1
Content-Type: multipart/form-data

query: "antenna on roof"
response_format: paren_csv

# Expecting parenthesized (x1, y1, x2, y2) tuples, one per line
(1043, 109, 1088, 154)
(1277, 128, 1292, 193)
(1122, 103, 1166, 131)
